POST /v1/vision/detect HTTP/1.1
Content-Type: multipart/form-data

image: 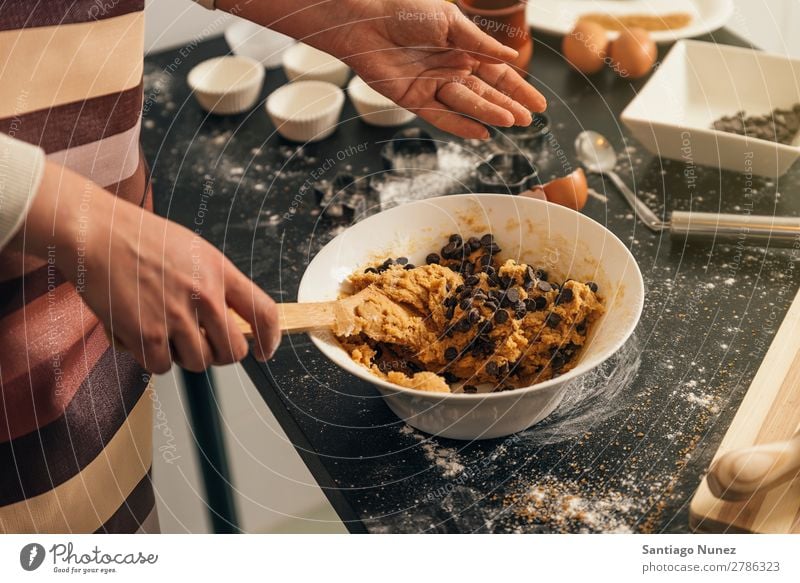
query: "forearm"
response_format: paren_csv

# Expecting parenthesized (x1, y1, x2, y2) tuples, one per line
(215, 0, 373, 55)
(5, 160, 120, 281)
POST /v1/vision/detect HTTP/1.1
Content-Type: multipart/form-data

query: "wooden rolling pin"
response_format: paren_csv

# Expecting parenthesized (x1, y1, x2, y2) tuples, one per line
(231, 287, 380, 337)
(707, 429, 800, 502)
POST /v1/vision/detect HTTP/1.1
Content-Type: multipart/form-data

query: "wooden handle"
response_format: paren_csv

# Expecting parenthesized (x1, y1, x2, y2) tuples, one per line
(231, 301, 338, 337)
(707, 432, 800, 502)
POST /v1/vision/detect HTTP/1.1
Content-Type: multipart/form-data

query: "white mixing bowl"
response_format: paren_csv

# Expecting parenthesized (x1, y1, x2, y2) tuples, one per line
(297, 194, 644, 440)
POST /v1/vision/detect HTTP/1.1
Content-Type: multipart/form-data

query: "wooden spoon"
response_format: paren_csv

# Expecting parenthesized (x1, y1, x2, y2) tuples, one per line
(231, 286, 386, 337)
(706, 430, 800, 502)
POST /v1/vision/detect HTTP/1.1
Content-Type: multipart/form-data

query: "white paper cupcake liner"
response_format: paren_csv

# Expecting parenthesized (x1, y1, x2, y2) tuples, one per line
(266, 80, 345, 143)
(282, 43, 350, 87)
(347, 76, 416, 127)
(224, 19, 294, 70)
(188, 56, 265, 115)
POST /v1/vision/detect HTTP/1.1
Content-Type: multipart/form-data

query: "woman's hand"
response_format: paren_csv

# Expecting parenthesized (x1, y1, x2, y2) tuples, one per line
(221, 0, 546, 139)
(13, 162, 281, 373)
(327, 0, 547, 139)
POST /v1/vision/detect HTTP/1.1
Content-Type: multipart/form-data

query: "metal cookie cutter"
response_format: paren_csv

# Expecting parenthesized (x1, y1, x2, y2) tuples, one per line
(314, 171, 376, 220)
(476, 153, 543, 197)
(493, 112, 551, 151)
(379, 127, 439, 174)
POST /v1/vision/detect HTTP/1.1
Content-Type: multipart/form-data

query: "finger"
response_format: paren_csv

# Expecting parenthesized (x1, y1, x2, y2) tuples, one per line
(457, 75, 532, 126)
(199, 303, 250, 365)
(446, 5, 519, 63)
(225, 267, 281, 361)
(475, 62, 547, 112)
(437, 81, 515, 128)
(121, 326, 172, 374)
(170, 317, 214, 372)
(415, 100, 491, 139)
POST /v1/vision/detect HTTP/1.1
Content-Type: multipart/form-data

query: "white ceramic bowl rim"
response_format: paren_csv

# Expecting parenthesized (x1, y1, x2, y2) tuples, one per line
(283, 43, 347, 74)
(187, 55, 265, 96)
(266, 80, 345, 123)
(299, 193, 645, 401)
(348, 76, 398, 108)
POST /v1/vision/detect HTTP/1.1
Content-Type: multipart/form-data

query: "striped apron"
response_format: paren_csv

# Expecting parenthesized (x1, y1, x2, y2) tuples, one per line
(0, 0, 156, 533)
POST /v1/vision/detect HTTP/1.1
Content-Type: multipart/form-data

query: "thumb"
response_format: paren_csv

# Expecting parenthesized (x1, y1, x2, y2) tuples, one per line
(447, 5, 519, 63)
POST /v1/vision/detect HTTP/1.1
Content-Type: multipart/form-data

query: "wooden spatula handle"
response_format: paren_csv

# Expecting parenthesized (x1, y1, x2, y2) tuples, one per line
(231, 302, 338, 337)
(707, 432, 800, 502)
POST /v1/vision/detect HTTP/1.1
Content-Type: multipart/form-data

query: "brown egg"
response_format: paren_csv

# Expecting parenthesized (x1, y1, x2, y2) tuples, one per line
(562, 21, 609, 74)
(609, 28, 657, 79)
(543, 169, 589, 211)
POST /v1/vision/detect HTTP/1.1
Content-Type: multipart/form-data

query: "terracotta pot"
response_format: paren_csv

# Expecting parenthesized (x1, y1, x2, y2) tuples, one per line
(456, 0, 532, 69)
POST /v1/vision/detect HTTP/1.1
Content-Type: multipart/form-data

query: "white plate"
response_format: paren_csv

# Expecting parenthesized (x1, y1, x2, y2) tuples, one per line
(298, 194, 644, 440)
(526, 0, 734, 43)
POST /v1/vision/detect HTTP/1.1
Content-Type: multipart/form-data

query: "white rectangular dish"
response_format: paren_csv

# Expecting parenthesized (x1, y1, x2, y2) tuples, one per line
(621, 40, 800, 178)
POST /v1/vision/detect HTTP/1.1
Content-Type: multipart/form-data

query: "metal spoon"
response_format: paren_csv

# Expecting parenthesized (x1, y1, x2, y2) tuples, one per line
(574, 130, 800, 248)
(575, 130, 666, 231)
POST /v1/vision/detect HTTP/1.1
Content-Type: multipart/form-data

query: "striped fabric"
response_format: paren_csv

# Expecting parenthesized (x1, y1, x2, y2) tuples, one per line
(0, 0, 156, 533)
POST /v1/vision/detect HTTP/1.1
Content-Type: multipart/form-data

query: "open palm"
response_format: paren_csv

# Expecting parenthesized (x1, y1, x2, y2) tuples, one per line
(329, 0, 547, 139)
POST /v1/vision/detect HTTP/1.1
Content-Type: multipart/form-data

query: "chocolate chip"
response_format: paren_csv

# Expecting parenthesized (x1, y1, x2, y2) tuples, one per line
(468, 308, 481, 324)
(477, 254, 492, 267)
(525, 296, 548, 311)
(514, 302, 527, 320)
(480, 234, 494, 246)
(486, 361, 499, 376)
(382, 258, 395, 269)
(395, 257, 408, 265)
(449, 234, 463, 246)
(537, 280, 552, 292)
(459, 298, 472, 310)
(545, 312, 562, 328)
(444, 347, 458, 361)
(555, 288, 574, 305)
(404, 264, 415, 270)
(463, 384, 478, 394)
(465, 274, 480, 286)
(494, 309, 509, 324)
(426, 253, 440, 265)
(506, 287, 521, 303)
(441, 242, 457, 259)
(481, 265, 496, 277)
(444, 296, 457, 308)
(455, 285, 465, 294)
(456, 318, 471, 333)
(445, 306, 455, 320)
(364, 267, 378, 274)
(576, 320, 587, 334)
(487, 243, 502, 255)
(443, 372, 460, 383)
(467, 237, 481, 251)
(551, 353, 566, 370)
(586, 281, 599, 293)
(524, 266, 536, 283)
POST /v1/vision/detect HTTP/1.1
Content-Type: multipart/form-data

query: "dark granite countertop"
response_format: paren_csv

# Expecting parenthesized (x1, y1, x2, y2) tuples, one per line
(141, 29, 800, 533)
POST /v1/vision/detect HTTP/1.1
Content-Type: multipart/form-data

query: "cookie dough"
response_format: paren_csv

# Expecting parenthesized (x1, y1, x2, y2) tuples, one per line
(336, 234, 604, 393)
